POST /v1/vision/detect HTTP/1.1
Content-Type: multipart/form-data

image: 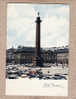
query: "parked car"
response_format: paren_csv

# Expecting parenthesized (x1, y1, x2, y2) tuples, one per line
(21, 74, 27, 78)
(8, 74, 18, 79)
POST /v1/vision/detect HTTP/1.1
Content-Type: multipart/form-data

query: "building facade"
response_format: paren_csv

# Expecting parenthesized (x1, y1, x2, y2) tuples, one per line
(6, 46, 69, 65)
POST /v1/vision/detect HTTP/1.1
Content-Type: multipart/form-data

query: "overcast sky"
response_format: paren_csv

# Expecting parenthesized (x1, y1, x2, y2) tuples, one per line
(7, 4, 69, 49)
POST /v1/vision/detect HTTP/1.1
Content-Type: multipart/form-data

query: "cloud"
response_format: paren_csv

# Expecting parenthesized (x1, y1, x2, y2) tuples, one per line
(7, 4, 69, 49)
(45, 16, 69, 47)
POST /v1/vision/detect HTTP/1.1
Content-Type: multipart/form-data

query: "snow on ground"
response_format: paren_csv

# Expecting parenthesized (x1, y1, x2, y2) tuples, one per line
(6, 78, 68, 96)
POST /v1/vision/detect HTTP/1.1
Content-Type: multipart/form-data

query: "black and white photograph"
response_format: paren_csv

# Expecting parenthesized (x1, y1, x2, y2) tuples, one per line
(6, 3, 69, 96)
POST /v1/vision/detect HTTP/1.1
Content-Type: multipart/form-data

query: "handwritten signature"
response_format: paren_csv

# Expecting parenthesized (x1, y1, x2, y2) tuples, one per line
(43, 83, 63, 88)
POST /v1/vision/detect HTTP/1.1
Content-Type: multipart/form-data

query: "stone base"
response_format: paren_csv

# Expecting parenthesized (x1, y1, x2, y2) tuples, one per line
(33, 56, 43, 67)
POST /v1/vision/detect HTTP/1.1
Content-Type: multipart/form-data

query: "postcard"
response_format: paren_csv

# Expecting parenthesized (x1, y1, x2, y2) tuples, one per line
(5, 3, 69, 96)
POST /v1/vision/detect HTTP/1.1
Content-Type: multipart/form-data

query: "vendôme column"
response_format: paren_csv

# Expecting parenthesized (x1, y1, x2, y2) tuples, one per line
(33, 12, 43, 67)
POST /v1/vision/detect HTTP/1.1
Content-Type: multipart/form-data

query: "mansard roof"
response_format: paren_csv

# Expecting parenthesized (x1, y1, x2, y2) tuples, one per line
(55, 48, 69, 54)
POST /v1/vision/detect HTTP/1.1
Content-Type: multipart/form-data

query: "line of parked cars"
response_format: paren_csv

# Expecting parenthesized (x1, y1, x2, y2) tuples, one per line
(6, 65, 67, 80)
